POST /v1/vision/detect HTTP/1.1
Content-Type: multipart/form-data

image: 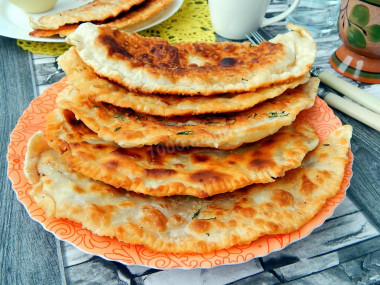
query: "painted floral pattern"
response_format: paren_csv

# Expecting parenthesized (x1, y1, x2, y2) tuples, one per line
(340, 0, 380, 49)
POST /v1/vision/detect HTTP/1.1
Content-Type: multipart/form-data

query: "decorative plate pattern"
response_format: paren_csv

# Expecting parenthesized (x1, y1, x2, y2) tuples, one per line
(7, 78, 353, 269)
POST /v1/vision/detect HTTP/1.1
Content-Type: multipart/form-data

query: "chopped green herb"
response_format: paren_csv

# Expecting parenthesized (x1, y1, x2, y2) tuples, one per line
(114, 127, 121, 132)
(206, 233, 210, 236)
(268, 111, 289, 118)
(177, 131, 194, 135)
(114, 113, 124, 121)
(92, 105, 101, 108)
(202, 217, 216, 220)
(192, 208, 201, 219)
(241, 78, 248, 81)
(133, 114, 146, 121)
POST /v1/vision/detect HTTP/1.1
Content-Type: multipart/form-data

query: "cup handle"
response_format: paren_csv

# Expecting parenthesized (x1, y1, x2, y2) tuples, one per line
(261, 0, 301, 27)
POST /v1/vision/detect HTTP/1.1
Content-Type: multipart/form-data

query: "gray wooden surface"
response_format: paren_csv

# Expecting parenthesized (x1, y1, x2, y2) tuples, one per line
(1, 1, 380, 284)
(0, 37, 65, 285)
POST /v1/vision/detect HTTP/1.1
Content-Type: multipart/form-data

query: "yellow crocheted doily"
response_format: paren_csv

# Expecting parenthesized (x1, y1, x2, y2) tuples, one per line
(139, 0, 215, 43)
(17, 0, 215, 56)
(17, 40, 71, 56)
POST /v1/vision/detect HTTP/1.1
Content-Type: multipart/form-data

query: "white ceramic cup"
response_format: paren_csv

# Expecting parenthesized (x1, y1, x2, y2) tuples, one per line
(209, 0, 301, 40)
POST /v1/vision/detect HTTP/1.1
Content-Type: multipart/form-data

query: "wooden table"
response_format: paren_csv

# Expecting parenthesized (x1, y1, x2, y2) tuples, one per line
(1, 4, 379, 285)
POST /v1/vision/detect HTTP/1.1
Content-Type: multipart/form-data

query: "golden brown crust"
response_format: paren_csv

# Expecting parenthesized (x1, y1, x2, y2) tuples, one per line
(58, 47, 309, 116)
(66, 23, 317, 95)
(44, 108, 319, 197)
(56, 78, 318, 149)
(29, 0, 146, 30)
(105, 0, 175, 30)
(25, 126, 352, 253)
(29, 24, 78, 38)
(29, 0, 174, 38)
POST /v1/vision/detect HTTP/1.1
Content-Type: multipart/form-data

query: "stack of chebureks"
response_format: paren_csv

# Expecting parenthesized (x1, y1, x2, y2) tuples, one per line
(24, 22, 352, 254)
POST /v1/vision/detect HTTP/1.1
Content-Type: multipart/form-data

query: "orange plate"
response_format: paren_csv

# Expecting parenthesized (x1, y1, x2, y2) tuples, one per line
(7, 78, 353, 269)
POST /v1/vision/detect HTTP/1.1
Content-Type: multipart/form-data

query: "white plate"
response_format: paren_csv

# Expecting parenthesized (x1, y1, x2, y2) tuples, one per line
(0, 0, 184, 42)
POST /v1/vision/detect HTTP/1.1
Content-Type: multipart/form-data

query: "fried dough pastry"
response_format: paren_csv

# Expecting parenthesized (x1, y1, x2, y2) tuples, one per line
(29, 0, 145, 31)
(30, 0, 174, 38)
(30, 24, 78, 38)
(25, 126, 352, 253)
(45, 109, 319, 197)
(58, 47, 309, 116)
(105, 0, 174, 30)
(56, 78, 318, 149)
(66, 23, 316, 95)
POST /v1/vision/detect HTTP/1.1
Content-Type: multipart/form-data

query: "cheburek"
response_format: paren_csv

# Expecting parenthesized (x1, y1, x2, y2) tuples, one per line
(66, 23, 316, 95)
(44, 109, 319, 197)
(25, 126, 352, 254)
(105, 0, 174, 30)
(30, 24, 78, 38)
(30, 0, 174, 38)
(56, 78, 318, 149)
(58, 47, 309, 116)
(29, 0, 145, 31)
